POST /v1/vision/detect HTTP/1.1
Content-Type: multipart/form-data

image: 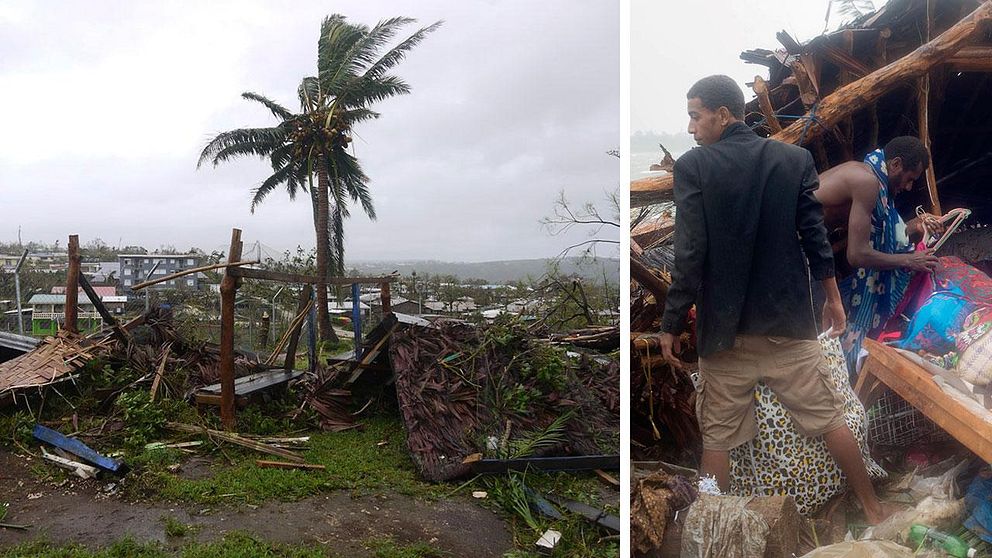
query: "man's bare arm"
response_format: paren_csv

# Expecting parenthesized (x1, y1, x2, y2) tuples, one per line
(846, 178, 937, 272)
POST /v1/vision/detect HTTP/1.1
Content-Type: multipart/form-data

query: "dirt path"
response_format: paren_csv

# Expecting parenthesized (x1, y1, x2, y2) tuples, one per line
(0, 450, 514, 556)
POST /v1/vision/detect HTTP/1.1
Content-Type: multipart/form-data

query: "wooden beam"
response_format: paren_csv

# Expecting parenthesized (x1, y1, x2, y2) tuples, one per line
(774, 1, 992, 146)
(219, 229, 243, 430)
(380, 282, 391, 315)
(255, 460, 326, 471)
(229, 266, 397, 286)
(920, 0, 943, 215)
(64, 235, 80, 334)
(630, 2, 992, 208)
(630, 244, 669, 305)
(946, 46, 992, 71)
(791, 57, 820, 108)
(862, 339, 992, 464)
(78, 275, 130, 344)
(753, 76, 782, 133)
(130, 260, 259, 291)
(149, 344, 170, 401)
(283, 288, 312, 372)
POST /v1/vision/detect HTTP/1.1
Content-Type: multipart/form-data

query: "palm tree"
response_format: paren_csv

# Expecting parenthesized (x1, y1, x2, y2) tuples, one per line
(199, 15, 441, 342)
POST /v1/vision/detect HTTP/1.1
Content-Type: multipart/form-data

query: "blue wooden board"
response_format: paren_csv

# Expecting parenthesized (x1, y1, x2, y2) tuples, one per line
(33, 424, 127, 473)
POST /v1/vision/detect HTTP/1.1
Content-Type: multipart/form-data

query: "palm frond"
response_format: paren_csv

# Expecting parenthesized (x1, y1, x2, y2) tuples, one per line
(339, 74, 411, 109)
(319, 16, 416, 94)
(508, 411, 574, 459)
(317, 15, 369, 94)
(250, 166, 293, 213)
(241, 92, 294, 121)
(297, 76, 323, 111)
(198, 127, 284, 168)
(359, 20, 442, 84)
(339, 107, 381, 126)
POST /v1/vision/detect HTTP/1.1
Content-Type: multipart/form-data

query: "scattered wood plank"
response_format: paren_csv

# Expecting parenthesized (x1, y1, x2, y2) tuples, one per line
(166, 421, 305, 463)
(255, 460, 326, 471)
(149, 343, 171, 401)
(41, 449, 100, 479)
(469, 454, 620, 474)
(129, 260, 259, 291)
(860, 338, 992, 464)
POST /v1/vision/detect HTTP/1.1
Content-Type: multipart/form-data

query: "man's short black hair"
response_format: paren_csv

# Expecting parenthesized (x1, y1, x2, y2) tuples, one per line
(884, 136, 930, 170)
(687, 75, 745, 120)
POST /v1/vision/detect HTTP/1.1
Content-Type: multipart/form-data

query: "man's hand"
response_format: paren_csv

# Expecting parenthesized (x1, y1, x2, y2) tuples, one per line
(920, 213, 946, 236)
(903, 249, 939, 273)
(658, 332, 684, 369)
(822, 299, 846, 337)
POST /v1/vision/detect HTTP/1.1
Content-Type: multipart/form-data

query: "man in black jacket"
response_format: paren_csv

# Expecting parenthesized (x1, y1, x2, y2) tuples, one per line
(658, 75, 889, 523)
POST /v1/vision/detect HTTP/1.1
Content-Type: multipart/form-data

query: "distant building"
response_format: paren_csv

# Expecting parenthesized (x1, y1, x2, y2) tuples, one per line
(118, 254, 202, 293)
(27, 293, 101, 335)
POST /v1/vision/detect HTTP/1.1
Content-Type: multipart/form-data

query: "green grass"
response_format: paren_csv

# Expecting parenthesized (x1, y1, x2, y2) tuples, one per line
(0, 533, 331, 557)
(474, 472, 619, 558)
(364, 537, 448, 558)
(127, 416, 441, 505)
(162, 515, 194, 538)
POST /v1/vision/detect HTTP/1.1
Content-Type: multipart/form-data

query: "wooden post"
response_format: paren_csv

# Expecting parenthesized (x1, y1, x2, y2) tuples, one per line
(64, 235, 80, 334)
(920, 0, 942, 215)
(219, 228, 243, 430)
(839, 30, 855, 161)
(283, 287, 312, 372)
(380, 281, 391, 315)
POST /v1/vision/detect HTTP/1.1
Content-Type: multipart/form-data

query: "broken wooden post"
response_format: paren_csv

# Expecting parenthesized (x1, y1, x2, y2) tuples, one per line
(219, 228, 243, 430)
(78, 275, 130, 344)
(283, 287, 312, 372)
(380, 281, 391, 315)
(752, 76, 782, 133)
(64, 235, 80, 334)
(352, 283, 362, 360)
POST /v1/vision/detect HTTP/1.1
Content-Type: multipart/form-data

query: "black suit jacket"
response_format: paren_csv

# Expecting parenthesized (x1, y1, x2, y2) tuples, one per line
(660, 122, 834, 357)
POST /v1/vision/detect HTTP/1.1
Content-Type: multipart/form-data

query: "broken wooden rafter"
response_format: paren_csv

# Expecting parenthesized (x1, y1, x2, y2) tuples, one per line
(255, 460, 326, 471)
(166, 421, 305, 463)
(630, 1, 992, 208)
(229, 266, 397, 286)
(775, 1, 992, 146)
(752, 76, 782, 133)
(130, 259, 259, 291)
(65, 235, 80, 334)
(78, 275, 130, 344)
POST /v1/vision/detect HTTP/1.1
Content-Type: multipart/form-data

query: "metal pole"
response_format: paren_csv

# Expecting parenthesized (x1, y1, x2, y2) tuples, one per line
(144, 260, 161, 313)
(14, 249, 27, 335)
(352, 283, 361, 359)
(270, 286, 284, 346)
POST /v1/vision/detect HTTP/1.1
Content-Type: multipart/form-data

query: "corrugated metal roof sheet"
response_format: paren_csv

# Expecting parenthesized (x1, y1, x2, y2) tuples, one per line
(27, 293, 96, 305)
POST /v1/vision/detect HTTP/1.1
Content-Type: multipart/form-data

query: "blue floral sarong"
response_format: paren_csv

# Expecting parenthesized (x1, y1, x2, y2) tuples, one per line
(840, 148, 914, 374)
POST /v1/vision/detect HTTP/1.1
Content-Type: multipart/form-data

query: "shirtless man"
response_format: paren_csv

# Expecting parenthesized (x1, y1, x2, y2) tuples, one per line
(816, 136, 942, 275)
(814, 136, 942, 371)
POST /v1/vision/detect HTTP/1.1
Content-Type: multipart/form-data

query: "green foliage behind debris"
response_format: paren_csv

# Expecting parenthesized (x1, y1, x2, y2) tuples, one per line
(116, 391, 166, 452)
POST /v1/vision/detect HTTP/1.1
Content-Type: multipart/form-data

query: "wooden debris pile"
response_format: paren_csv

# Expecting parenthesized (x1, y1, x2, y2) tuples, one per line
(389, 318, 620, 481)
(0, 330, 115, 403)
(106, 307, 264, 398)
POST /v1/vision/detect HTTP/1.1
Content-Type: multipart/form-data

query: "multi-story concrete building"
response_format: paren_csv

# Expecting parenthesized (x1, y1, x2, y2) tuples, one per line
(118, 254, 202, 293)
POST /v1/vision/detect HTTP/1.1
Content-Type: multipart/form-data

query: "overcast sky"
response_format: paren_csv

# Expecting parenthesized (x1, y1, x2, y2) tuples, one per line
(632, 0, 888, 135)
(0, 1, 619, 262)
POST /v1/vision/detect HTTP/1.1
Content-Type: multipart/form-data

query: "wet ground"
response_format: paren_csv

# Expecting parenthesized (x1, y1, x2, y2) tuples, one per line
(0, 449, 514, 556)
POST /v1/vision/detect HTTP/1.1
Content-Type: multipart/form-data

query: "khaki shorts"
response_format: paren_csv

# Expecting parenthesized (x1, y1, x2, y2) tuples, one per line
(696, 335, 846, 451)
